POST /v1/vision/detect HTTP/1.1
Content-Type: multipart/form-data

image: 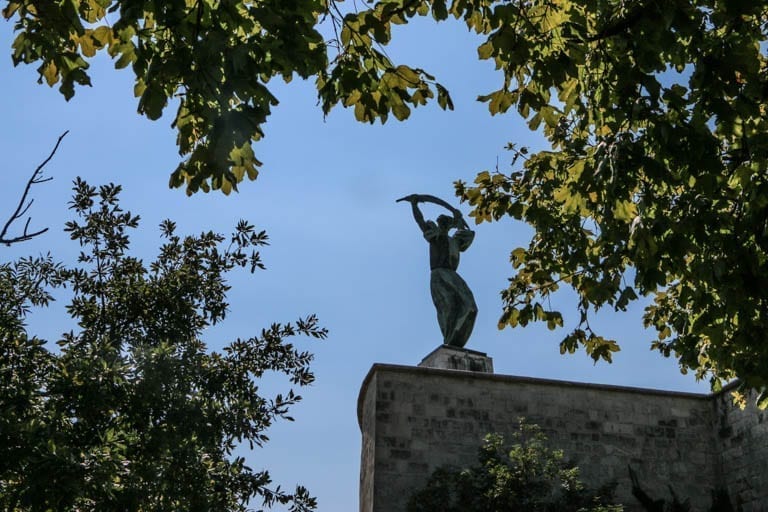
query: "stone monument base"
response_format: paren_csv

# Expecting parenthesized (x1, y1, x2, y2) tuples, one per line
(417, 344, 493, 373)
(358, 363, 768, 512)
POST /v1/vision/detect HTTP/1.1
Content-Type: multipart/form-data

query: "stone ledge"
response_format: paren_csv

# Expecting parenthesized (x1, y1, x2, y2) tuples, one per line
(357, 363, 722, 430)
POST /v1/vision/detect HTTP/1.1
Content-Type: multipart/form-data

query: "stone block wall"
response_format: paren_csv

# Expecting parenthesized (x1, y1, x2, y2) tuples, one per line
(715, 388, 768, 510)
(358, 364, 724, 512)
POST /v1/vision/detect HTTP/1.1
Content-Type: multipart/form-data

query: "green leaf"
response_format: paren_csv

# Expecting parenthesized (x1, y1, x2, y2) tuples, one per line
(91, 25, 113, 46)
(757, 391, 768, 410)
(41, 61, 59, 86)
(539, 106, 560, 128)
(392, 102, 411, 121)
(394, 65, 420, 84)
(431, 0, 448, 21)
(114, 50, 134, 69)
(436, 83, 453, 110)
(477, 41, 493, 60)
(511, 247, 526, 268)
(138, 86, 167, 121)
(612, 200, 637, 221)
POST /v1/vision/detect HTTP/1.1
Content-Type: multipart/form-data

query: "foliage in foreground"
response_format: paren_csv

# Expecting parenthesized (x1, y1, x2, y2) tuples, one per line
(407, 420, 622, 512)
(449, 0, 768, 406)
(0, 179, 326, 511)
(6, 0, 768, 404)
(1, 0, 456, 195)
(630, 467, 738, 512)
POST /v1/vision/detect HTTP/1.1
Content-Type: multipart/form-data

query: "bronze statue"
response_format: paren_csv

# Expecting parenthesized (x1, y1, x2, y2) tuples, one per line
(398, 194, 478, 348)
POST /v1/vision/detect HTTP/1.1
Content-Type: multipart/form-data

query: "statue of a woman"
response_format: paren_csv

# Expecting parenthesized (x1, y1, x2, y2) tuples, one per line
(397, 194, 478, 348)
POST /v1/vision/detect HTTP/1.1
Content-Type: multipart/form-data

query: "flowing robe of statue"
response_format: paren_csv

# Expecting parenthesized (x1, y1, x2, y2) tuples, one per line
(398, 194, 478, 348)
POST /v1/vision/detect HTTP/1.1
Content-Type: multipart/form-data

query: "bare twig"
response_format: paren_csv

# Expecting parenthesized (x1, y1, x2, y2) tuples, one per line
(1, 130, 68, 246)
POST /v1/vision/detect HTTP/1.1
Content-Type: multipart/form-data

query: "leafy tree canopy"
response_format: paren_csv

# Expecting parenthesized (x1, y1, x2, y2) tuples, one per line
(2, 0, 454, 194)
(408, 419, 622, 512)
(5, 0, 768, 404)
(0, 179, 326, 511)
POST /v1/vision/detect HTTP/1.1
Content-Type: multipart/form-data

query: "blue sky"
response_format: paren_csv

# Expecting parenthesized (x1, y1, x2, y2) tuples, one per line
(1, 16, 709, 511)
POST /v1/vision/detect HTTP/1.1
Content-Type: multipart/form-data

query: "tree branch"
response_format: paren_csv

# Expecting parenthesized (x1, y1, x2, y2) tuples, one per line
(1, 130, 68, 246)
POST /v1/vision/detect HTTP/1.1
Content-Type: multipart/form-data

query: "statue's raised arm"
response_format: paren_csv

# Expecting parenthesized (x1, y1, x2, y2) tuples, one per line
(397, 194, 430, 233)
(397, 194, 469, 229)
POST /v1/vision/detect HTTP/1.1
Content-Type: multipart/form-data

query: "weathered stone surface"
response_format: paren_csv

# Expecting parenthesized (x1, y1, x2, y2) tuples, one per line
(417, 345, 493, 373)
(359, 364, 761, 512)
(714, 388, 768, 511)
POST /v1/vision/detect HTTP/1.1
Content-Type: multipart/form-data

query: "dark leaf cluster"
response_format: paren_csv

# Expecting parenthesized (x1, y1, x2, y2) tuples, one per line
(0, 180, 326, 511)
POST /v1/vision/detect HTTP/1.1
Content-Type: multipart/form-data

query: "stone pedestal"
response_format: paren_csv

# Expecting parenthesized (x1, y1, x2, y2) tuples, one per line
(418, 344, 493, 373)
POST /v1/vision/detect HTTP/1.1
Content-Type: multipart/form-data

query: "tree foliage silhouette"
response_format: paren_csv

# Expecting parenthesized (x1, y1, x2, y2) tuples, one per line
(0, 179, 326, 511)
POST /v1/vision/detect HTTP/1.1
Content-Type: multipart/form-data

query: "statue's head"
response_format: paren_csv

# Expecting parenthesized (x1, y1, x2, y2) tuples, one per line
(436, 214, 455, 231)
